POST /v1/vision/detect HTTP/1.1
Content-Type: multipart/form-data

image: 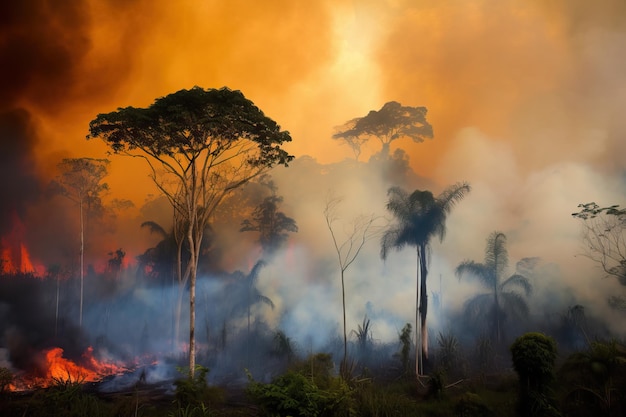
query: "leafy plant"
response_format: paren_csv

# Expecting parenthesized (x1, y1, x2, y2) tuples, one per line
(398, 323, 413, 377)
(510, 333, 560, 417)
(246, 354, 355, 417)
(559, 339, 626, 416)
(436, 331, 460, 375)
(28, 379, 107, 417)
(173, 365, 222, 412)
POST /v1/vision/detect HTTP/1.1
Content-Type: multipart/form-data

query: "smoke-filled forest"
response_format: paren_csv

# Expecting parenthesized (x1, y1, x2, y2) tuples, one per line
(1, 1, 626, 416)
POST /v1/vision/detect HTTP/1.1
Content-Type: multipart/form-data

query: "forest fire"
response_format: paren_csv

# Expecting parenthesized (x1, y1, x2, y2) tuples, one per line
(0, 215, 44, 276)
(10, 347, 127, 391)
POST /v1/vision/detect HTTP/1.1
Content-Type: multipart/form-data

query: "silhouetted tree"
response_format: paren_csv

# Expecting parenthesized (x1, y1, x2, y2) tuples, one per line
(106, 248, 125, 279)
(456, 232, 532, 345)
(240, 181, 298, 256)
(88, 87, 293, 376)
(56, 157, 109, 328)
(228, 259, 274, 336)
(572, 202, 626, 310)
(510, 333, 559, 417)
(324, 194, 379, 377)
(138, 218, 215, 347)
(381, 183, 470, 374)
(137, 221, 177, 283)
(333, 101, 433, 158)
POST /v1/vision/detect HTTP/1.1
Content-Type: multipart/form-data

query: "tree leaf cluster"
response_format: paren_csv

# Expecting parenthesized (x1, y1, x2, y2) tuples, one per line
(333, 101, 433, 157)
(88, 86, 293, 168)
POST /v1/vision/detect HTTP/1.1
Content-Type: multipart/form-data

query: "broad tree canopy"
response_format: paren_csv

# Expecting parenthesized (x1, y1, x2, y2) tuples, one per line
(333, 101, 433, 157)
(88, 86, 293, 376)
(87, 87, 293, 219)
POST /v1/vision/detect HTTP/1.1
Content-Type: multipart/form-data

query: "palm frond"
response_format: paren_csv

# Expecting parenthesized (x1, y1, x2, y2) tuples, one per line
(463, 293, 493, 319)
(500, 273, 532, 296)
(380, 227, 404, 259)
(385, 187, 410, 218)
(500, 291, 529, 319)
(437, 182, 471, 215)
(456, 260, 494, 289)
(484, 231, 508, 278)
(247, 259, 267, 286)
(256, 294, 275, 309)
(140, 221, 168, 238)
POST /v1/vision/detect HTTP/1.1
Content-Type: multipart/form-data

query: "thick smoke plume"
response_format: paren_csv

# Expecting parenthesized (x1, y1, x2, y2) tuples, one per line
(0, 0, 625, 385)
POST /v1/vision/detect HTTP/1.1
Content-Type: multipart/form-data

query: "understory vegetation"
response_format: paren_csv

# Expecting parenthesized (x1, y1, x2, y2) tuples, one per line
(1, 332, 624, 417)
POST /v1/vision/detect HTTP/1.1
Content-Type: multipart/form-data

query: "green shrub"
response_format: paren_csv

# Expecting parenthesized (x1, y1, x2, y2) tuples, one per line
(510, 333, 560, 417)
(246, 355, 354, 417)
(353, 380, 421, 417)
(28, 380, 108, 417)
(454, 393, 494, 417)
(173, 365, 223, 412)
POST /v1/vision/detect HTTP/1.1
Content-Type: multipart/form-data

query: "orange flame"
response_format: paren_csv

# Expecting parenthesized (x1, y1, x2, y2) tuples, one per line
(0, 213, 45, 276)
(11, 346, 127, 390)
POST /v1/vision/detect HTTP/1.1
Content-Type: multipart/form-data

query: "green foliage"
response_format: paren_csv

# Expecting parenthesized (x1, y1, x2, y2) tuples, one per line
(510, 333, 557, 388)
(28, 380, 108, 417)
(168, 402, 213, 417)
(436, 331, 461, 375)
(454, 393, 495, 417)
(246, 354, 354, 417)
(174, 365, 223, 411)
(398, 323, 413, 376)
(426, 371, 445, 400)
(510, 333, 560, 417)
(382, 183, 471, 372)
(456, 232, 533, 345)
(88, 86, 293, 167)
(473, 335, 495, 373)
(559, 339, 626, 415)
(240, 189, 298, 255)
(352, 380, 421, 417)
(272, 330, 296, 363)
(572, 202, 626, 309)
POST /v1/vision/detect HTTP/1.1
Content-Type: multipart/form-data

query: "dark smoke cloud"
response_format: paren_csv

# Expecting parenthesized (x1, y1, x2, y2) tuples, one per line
(0, 1, 91, 112)
(0, 109, 41, 235)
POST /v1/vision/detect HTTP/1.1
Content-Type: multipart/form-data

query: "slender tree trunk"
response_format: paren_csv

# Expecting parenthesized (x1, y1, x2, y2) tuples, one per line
(187, 227, 197, 378)
(493, 238, 501, 345)
(79, 197, 84, 328)
(55, 274, 60, 338)
(415, 247, 421, 376)
(341, 268, 347, 375)
(189, 265, 196, 377)
(419, 243, 429, 363)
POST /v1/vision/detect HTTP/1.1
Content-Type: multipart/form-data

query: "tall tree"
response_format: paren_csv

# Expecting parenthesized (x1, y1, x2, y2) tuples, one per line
(324, 195, 379, 377)
(381, 183, 470, 375)
(333, 101, 433, 158)
(228, 259, 274, 337)
(88, 86, 293, 376)
(455, 232, 532, 345)
(572, 202, 626, 310)
(240, 181, 298, 256)
(56, 157, 109, 328)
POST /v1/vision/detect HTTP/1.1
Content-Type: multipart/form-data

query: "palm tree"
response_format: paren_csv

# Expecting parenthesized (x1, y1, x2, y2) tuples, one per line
(455, 231, 532, 345)
(229, 260, 275, 336)
(381, 182, 471, 374)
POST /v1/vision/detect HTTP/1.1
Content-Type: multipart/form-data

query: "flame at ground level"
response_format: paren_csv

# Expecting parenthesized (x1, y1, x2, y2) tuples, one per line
(10, 346, 128, 390)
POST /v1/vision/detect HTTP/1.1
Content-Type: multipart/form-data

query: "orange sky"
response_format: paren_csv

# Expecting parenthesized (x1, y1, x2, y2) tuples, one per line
(1, 0, 617, 202)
